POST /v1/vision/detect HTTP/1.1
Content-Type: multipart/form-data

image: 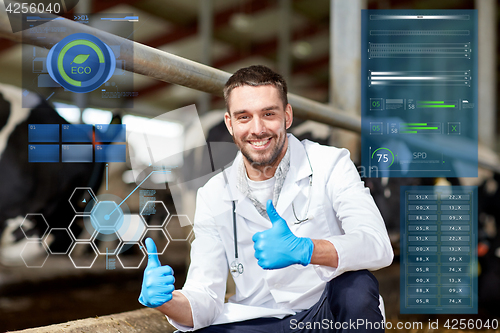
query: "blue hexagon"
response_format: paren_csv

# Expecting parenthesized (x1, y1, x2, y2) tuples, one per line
(90, 201, 124, 234)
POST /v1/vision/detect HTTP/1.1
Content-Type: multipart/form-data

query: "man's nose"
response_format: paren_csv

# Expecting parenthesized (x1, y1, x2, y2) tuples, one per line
(250, 117, 266, 135)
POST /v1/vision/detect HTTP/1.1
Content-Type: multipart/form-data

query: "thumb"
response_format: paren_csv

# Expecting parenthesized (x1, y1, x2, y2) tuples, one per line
(145, 238, 161, 268)
(266, 200, 283, 226)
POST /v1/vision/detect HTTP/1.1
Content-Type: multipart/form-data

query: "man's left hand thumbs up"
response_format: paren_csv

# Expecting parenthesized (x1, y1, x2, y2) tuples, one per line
(138, 238, 175, 308)
(252, 200, 314, 269)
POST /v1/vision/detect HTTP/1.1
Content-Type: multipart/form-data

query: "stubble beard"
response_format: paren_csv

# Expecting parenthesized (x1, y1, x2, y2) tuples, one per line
(233, 130, 286, 168)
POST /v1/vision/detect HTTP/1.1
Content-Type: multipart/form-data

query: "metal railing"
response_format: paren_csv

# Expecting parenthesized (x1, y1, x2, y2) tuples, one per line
(0, 9, 360, 133)
(1, 9, 498, 173)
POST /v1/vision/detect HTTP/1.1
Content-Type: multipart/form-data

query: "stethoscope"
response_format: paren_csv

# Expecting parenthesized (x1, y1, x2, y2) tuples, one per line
(222, 150, 314, 278)
(221, 167, 245, 277)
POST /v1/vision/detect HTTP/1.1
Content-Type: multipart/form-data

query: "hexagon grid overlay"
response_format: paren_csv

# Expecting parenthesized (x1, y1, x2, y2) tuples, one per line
(165, 215, 193, 241)
(69, 187, 98, 214)
(140, 200, 170, 227)
(92, 230, 123, 256)
(141, 229, 170, 255)
(21, 214, 49, 240)
(21, 241, 49, 268)
(117, 242, 146, 269)
(69, 215, 97, 242)
(44, 228, 74, 255)
(117, 214, 146, 243)
(69, 242, 99, 269)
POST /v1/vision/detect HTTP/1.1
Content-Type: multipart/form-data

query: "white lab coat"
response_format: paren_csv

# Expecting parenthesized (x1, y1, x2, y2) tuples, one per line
(169, 134, 394, 331)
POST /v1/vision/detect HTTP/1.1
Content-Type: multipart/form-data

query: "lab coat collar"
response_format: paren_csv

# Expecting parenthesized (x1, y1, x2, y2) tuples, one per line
(275, 134, 312, 214)
(221, 153, 243, 202)
(221, 134, 312, 225)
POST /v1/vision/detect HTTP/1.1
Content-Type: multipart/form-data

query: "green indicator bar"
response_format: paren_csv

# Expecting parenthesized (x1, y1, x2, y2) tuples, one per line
(401, 127, 439, 130)
(418, 105, 455, 108)
(418, 101, 444, 104)
(400, 131, 418, 134)
(401, 123, 427, 126)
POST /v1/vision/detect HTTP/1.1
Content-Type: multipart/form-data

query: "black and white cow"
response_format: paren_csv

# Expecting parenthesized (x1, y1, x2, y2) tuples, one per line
(0, 83, 104, 265)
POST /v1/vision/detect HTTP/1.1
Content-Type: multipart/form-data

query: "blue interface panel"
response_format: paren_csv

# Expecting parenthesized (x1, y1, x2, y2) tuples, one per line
(95, 124, 126, 143)
(62, 144, 93, 162)
(62, 124, 93, 142)
(361, 10, 478, 177)
(95, 144, 126, 163)
(28, 124, 126, 163)
(400, 186, 477, 314)
(28, 144, 59, 162)
(28, 124, 59, 142)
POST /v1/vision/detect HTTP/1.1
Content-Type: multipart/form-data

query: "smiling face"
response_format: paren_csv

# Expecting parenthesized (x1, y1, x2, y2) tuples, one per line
(224, 84, 293, 179)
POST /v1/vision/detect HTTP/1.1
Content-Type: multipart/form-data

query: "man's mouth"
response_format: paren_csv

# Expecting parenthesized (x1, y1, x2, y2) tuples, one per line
(248, 138, 271, 149)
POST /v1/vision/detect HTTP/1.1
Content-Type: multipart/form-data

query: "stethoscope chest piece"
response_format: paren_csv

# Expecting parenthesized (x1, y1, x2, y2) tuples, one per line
(230, 259, 244, 277)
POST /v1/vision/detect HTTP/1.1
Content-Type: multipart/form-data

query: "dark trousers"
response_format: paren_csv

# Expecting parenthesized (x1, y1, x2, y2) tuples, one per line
(196, 270, 384, 332)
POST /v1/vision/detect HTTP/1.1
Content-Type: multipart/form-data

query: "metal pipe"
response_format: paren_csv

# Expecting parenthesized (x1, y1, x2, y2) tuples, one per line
(0, 7, 360, 132)
(476, 0, 498, 149)
(330, 0, 365, 158)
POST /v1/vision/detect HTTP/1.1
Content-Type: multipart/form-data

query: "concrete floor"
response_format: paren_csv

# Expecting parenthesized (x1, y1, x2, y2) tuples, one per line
(0, 247, 188, 332)
(2, 256, 499, 332)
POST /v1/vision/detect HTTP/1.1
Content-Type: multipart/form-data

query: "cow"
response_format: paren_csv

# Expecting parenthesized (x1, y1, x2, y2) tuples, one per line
(0, 83, 105, 266)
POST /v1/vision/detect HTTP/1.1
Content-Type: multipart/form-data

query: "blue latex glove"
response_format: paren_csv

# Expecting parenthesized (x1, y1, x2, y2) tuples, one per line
(138, 238, 175, 308)
(252, 200, 314, 269)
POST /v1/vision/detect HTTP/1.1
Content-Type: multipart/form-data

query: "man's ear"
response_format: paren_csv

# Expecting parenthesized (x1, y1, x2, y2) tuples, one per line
(285, 103, 293, 130)
(224, 111, 233, 136)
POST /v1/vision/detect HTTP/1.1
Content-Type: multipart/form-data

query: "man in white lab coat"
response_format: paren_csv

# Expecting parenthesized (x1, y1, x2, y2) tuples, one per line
(139, 65, 394, 332)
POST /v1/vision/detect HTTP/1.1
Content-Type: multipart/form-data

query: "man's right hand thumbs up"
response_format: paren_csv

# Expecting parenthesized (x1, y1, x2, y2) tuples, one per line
(138, 238, 175, 308)
(252, 200, 314, 270)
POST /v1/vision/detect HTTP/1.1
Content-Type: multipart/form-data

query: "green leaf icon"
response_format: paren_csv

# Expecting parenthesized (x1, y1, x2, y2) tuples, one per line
(70, 54, 90, 64)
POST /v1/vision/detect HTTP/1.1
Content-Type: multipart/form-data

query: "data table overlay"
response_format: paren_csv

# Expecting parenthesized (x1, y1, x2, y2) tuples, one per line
(400, 186, 477, 314)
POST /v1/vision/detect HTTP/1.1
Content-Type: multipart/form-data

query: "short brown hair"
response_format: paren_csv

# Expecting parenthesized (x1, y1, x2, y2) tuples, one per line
(223, 65, 288, 112)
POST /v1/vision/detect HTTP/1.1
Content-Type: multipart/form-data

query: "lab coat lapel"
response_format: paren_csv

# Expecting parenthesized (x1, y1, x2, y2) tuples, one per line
(275, 134, 312, 215)
(235, 199, 271, 229)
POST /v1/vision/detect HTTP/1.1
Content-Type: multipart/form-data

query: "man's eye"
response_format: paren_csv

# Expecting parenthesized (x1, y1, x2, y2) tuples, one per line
(265, 113, 274, 116)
